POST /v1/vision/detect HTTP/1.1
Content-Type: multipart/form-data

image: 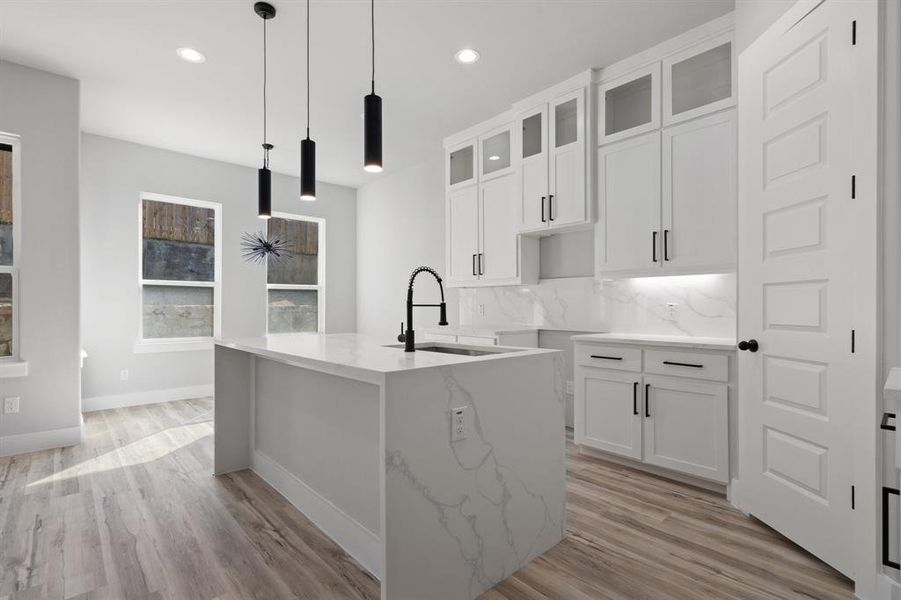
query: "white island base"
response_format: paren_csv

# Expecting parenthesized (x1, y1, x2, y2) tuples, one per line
(214, 334, 566, 600)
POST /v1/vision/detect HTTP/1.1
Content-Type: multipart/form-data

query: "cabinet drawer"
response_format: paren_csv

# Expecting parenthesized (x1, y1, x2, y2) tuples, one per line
(644, 349, 728, 382)
(575, 344, 641, 372)
(457, 335, 497, 346)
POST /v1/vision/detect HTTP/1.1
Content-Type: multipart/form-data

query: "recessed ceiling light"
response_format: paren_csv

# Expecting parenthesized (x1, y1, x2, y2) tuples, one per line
(176, 47, 206, 63)
(488, 155, 500, 161)
(454, 48, 480, 64)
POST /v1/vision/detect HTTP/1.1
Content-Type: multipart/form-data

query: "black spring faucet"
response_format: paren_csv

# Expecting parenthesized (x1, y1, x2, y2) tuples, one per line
(397, 266, 448, 352)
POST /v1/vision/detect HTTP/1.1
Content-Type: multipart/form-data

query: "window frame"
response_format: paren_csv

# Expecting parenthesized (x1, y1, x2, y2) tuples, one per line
(0, 132, 22, 365)
(136, 191, 222, 352)
(266, 212, 326, 335)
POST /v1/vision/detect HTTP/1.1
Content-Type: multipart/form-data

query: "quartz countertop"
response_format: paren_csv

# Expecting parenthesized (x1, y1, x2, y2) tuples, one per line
(419, 325, 540, 337)
(571, 332, 736, 351)
(216, 333, 558, 378)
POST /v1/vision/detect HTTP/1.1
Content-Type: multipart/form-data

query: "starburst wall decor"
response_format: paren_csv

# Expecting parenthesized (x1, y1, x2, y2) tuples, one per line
(241, 231, 293, 264)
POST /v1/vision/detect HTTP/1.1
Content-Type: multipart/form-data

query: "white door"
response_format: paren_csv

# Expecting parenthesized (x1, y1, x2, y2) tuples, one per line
(596, 132, 661, 274)
(662, 110, 736, 272)
(643, 375, 728, 483)
(576, 368, 642, 460)
(445, 186, 479, 284)
(549, 90, 586, 227)
(739, 0, 864, 576)
(479, 175, 518, 282)
(517, 105, 548, 232)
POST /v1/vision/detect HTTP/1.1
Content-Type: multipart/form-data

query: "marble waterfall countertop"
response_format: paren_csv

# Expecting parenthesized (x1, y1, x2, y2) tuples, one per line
(215, 333, 558, 379)
(571, 332, 737, 351)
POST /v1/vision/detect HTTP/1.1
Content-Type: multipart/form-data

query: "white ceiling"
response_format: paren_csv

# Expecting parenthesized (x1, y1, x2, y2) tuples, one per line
(0, 0, 733, 189)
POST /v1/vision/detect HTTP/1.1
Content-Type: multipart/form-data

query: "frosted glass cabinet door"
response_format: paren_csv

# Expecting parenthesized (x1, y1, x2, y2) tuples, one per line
(596, 132, 662, 275)
(445, 186, 480, 284)
(663, 32, 735, 126)
(479, 124, 514, 181)
(598, 63, 661, 145)
(447, 139, 477, 190)
(516, 106, 549, 232)
(548, 90, 586, 227)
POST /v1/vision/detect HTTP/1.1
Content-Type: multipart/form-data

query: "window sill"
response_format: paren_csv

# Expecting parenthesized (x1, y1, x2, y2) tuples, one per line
(133, 340, 214, 354)
(0, 360, 29, 378)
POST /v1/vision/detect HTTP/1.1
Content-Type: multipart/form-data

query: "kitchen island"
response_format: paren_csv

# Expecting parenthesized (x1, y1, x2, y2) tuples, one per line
(214, 334, 566, 600)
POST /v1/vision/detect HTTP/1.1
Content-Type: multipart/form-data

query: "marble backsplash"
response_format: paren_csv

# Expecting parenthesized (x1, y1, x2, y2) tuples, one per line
(458, 273, 736, 339)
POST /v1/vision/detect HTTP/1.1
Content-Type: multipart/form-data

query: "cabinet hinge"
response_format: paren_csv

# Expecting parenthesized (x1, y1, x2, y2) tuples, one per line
(851, 330, 856, 354)
(851, 175, 856, 199)
(852, 20, 857, 45)
(852, 485, 856, 509)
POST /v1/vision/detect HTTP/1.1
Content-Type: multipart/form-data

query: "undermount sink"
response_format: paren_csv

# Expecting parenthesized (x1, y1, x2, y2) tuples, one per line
(384, 343, 523, 357)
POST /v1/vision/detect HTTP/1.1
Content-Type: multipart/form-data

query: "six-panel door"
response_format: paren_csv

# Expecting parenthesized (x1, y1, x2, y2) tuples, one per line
(578, 367, 643, 460)
(642, 374, 729, 483)
(596, 132, 662, 274)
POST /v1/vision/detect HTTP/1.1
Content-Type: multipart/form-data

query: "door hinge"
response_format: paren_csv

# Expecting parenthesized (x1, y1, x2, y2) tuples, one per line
(852, 485, 856, 509)
(851, 329, 856, 354)
(852, 20, 857, 45)
(851, 175, 856, 199)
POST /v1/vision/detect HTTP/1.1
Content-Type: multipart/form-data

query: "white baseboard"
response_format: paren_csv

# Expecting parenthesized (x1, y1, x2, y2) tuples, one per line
(82, 384, 213, 413)
(252, 449, 382, 580)
(0, 415, 83, 457)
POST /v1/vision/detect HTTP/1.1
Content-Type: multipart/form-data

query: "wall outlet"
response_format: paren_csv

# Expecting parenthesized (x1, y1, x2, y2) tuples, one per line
(566, 380, 574, 395)
(119, 369, 129, 381)
(665, 302, 679, 321)
(451, 407, 467, 442)
(4, 397, 20, 414)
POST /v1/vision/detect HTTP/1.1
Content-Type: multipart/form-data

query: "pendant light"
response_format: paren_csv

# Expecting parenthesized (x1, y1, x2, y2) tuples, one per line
(255, 2, 276, 218)
(300, 0, 316, 201)
(363, 0, 382, 173)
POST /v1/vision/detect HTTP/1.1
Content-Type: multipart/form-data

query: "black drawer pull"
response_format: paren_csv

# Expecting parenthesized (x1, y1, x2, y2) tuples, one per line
(590, 355, 623, 361)
(881, 412, 897, 431)
(632, 382, 638, 415)
(662, 360, 703, 369)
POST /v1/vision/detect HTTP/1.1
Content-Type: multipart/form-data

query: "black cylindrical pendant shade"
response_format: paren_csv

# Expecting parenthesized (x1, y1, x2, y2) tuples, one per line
(300, 137, 316, 201)
(364, 92, 383, 173)
(258, 167, 272, 218)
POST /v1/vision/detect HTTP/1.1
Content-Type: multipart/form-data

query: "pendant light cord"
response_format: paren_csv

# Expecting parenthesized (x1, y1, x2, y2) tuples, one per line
(370, 0, 375, 94)
(262, 14, 269, 167)
(306, 0, 310, 138)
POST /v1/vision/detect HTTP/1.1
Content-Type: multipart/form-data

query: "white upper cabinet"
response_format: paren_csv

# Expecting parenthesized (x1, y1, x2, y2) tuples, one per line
(445, 186, 480, 285)
(514, 87, 589, 234)
(661, 110, 737, 272)
(596, 132, 662, 274)
(598, 63, 661, 145)
(447, 138, 477, 190)
(479, 175, 520, 282)
(663, 32, 735, 126)
(479, 124, 514, 181)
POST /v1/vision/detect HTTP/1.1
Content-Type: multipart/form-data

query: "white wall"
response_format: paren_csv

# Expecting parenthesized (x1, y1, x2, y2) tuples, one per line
(0, 62, 82, 453)
(734, 0, 795, 53)
(356, 151, 459, 343)
(80, 134, 356, 406)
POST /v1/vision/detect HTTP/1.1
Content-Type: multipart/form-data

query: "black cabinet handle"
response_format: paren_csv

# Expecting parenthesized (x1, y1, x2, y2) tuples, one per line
(541, 196, 546, 222)
(663, 360, 704, 369)
(633, 382, 639, 415)
(738, 339, 759, 352)
(644, 383, 651, 418)
(652, 231, 658, 262)
(472, 254, 477, 277)
(478, 253, 484, 276)
(590, 355, 622, 361)
(883, 487, 901, 569)
(881, 412, 897, 431)
(549, 194, 555, 221)
(664, 229, 670, 261)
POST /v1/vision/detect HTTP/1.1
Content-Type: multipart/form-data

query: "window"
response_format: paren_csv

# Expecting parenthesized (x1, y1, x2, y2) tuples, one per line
(267, 213, 324, 334)
(0, 133, 20, 361)
(139, 192, 221, 348)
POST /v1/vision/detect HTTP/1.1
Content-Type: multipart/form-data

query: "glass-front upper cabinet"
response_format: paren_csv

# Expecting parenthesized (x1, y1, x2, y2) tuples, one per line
(663, 32, 735, 125)
(597, 63, 661, 145)
(447, 138, 477, 189)
(479, 124, 514, 181)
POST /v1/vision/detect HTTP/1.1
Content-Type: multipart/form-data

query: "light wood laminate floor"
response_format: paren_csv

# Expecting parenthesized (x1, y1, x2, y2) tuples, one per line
(0, 399, 853, 599)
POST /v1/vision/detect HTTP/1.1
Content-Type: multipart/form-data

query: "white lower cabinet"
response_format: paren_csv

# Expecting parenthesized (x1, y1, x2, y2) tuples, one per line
(575, 341, 732, 485)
